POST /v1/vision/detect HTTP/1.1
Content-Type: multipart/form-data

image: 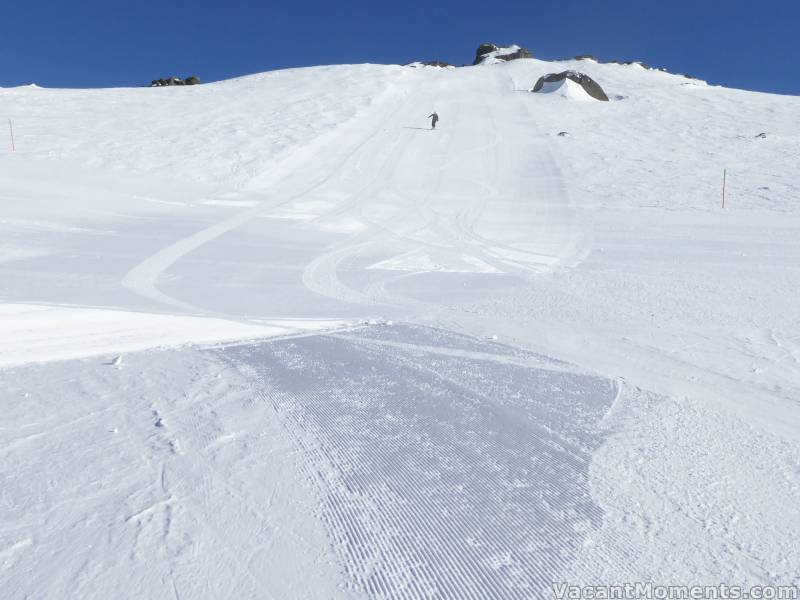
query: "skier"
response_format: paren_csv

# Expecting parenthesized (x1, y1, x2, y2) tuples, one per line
(428, 111, 439, 130)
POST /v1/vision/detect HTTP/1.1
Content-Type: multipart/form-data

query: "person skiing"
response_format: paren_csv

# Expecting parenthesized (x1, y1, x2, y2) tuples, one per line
(428, 111, 439, 130)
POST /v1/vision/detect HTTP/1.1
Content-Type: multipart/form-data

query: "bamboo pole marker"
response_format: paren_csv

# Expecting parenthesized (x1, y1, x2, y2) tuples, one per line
(721, 168, 727, 208)
(8, 119, 14, 152)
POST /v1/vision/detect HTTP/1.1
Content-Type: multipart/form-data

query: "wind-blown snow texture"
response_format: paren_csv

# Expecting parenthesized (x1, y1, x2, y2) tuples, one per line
(1, 58, 799, 598)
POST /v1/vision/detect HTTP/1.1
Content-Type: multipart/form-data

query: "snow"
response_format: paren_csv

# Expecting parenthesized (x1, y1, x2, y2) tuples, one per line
(2, 55, 800, 597)
(534, 77, 597, 101)
(0, 349, 347, 599)
(0, 303, 346, 368)
(226, 324, 617, 597)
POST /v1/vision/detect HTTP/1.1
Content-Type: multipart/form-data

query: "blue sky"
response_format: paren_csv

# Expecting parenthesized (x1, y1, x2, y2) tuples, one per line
(2, 0, 798, 94)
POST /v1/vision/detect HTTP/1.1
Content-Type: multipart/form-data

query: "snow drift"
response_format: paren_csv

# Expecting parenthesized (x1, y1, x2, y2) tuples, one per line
(532, 70, 610, 101)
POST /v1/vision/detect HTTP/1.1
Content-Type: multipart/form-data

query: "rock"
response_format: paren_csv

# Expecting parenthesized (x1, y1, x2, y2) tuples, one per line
(557, 131, 569, 137)
(475, 43, 498, 62)
(755, 132, 767, 139)
(617, 60, 648, 68)
(505, 47, 533, 61)
(423, 60, 453, 68)
(532, 71, 609, 101)
(406, 60, 455, 69)
(149, 75, 200, 87)
(474, 43, 532, 65)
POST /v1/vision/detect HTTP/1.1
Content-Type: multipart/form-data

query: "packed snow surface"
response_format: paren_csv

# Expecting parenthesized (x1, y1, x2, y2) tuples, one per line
(0, 303, 346, 367)
(2, 58, 800, 598)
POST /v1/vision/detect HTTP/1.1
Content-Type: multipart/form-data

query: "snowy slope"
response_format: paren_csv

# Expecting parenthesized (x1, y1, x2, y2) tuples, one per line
(2, 57, 800, 598)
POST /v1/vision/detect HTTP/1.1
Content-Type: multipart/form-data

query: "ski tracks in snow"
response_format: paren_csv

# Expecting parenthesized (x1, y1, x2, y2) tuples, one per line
(121, 67, 590, 316)
(297, 67, 591, 309)
(120, 77, 415, 315)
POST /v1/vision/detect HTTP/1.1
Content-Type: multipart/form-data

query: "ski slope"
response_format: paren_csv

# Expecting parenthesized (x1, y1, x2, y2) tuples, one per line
(2, 58, 800, 597)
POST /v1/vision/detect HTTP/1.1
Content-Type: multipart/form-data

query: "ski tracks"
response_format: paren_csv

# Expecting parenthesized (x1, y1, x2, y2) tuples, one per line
(298, 68, 592, 310)
(121, 77, 415, 315)
(121, 66, 590, 316)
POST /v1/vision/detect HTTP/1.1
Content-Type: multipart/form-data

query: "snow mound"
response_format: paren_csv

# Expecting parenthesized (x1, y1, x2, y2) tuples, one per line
(532, 70, 609, 101)
(534, 77, 595, 101)
(0, 304, 347, 367)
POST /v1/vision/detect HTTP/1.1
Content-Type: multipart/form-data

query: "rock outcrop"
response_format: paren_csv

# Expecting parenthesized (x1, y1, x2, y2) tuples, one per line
(150, 75, 201, 87)
(473, 43, 532, 65)
(532, 71, 609, 101)
(406, 60, 454, 68)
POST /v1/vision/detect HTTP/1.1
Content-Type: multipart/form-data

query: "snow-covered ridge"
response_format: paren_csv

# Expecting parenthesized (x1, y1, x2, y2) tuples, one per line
(556, 54, 707, 83)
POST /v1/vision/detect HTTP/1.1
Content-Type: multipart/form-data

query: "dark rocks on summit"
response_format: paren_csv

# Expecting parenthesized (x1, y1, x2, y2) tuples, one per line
(150, 75, 201, 87)
(151, 77, 182, 87)
(532, 71, 609, 101)
(475, 43, 499, 62)
(473, 43, 533, 65)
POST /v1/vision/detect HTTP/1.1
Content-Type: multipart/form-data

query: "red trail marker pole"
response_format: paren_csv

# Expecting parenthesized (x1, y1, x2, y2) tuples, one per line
(8, 119, 14, 152)
(721, 168, 726, 208)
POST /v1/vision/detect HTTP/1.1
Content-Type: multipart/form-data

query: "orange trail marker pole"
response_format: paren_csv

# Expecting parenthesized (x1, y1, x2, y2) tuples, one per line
(8, 120, 14, 152)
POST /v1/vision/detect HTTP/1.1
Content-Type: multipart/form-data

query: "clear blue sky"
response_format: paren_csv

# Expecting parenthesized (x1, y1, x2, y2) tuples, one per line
(2, 0, 798, 95)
